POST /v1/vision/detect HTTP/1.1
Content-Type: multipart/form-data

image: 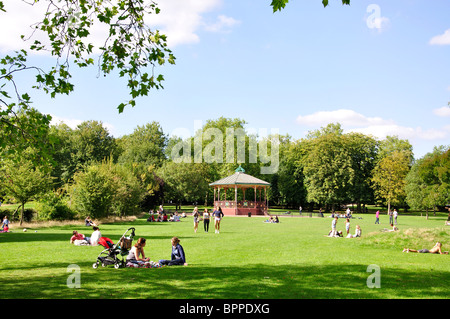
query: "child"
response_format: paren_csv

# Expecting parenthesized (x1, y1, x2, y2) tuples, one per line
(2, 216, 10, 232)
(345, 218, 350, 235)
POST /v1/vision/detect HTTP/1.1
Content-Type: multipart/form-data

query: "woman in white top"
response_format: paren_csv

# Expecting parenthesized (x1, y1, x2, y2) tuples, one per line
(90, 226, 102, 246)
(193, 207, 199, 233)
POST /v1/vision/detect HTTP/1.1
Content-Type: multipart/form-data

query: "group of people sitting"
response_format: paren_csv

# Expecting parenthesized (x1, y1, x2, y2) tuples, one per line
(327, 217, 361, 238)
(70, 226, 102, 246)
(147, 206, 187, 222)
(329, 208, 353, 219)
(125, 236, 188, 268)
(264, 216, 280, 223)
(71, 214, 188, 268)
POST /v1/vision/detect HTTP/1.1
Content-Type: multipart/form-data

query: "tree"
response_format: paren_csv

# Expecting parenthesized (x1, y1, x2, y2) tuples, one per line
(405, 157, 429, 216)
(274, 137, 307, 208)
(72, 120, 118, 166)
(414, 146, 450, 217)
(69, 159, 144, 218)
(48, 120, 118, 186)
(271, 0, 350, 12)
(1, 0, 175, 158)
(378, 135, 413, 164)
(117, 121, 167, 168)
(302, 124, 354, 210)
(0, 106, 54, 164)
(0, 150, 52, 225)
(346, 133, 378, 212)
(158, 161, 210, 210)
(372, 150, 410, 213)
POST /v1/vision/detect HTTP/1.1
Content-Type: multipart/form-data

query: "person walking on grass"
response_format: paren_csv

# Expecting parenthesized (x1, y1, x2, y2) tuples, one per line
(388, 209, 393, 225)
(331, 216, 338, 237)
(203, 208, 210, 233)
(193, 207, 199, 233)
(393, 209, 398, 225)
(213, 206, 224, 234)
(375, 210, 380, 224)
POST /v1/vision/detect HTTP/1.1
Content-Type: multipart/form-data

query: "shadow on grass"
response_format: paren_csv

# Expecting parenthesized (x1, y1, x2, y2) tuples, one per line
(2, 262, 448, 299)
(0, 231, 194, 244)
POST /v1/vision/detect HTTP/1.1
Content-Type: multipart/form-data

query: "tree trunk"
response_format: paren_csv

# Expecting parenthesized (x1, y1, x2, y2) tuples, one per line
(19, 203, 25, 226)
(387, 201, 391, 218)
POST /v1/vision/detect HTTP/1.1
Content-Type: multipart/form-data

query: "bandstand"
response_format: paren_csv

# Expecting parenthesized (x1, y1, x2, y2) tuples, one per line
(209, 166, 270, 216)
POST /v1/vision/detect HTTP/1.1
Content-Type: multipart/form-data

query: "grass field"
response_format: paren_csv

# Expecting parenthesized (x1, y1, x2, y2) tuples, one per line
(1, 212, 449, 299)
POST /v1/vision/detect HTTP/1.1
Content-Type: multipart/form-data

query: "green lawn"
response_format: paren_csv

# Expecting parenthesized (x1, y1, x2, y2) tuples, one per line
(1, 213, 449, 299)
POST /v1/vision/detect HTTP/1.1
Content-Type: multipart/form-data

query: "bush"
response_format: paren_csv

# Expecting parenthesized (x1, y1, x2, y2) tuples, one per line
(69, 160, 145, 219)
(0, 208, 16, 221)
(0, 207, 35, 222)
(36, 191, 76, 221)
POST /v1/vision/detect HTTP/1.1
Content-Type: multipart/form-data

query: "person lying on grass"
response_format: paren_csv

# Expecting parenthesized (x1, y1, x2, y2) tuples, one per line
(403, 242, 449, 254)
(159, 236, 188, 266)
(381, 224, 398, 232)
(70, 231, 90, 245)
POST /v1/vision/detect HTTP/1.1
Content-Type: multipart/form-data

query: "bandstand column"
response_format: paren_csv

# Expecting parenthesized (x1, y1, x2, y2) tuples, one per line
(235, 185, 238, 215)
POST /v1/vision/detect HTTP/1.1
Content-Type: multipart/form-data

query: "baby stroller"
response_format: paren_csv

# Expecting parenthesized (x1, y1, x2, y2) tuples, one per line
(92, 227, 135, 269)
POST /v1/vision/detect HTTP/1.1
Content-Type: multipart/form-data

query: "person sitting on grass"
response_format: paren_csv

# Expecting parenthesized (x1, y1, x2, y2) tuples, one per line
(85, 216, 97, 227)
(159, 237, 188, 266)
(90, 226, 102, 246)
(70, 231, 90, 245)
(264, 216, 274, 223)
(346, 225, 361, 238)
(403, 242, 449, 254)
(126, 238, 162, 268)
(327, 230, 343, 237)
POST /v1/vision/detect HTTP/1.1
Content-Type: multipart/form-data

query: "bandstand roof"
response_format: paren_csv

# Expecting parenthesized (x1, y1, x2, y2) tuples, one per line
(209, 166, 270, 187)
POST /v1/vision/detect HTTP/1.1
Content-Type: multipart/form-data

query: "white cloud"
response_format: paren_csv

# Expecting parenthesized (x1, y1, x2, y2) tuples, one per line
(0, 1, 47, 53)
(433, 106, 450, 117)
(348, 125, 448, 141)
(296, 109, 450, 142)
(429, 29, 450, 45)
(0, 0, 238, 53)
(148, 0, 239, 47)
(50, 115, 116, 136)
(204, 15, 241, 33)
(50, 115, 84, 130)
(296, 109, 393, 127)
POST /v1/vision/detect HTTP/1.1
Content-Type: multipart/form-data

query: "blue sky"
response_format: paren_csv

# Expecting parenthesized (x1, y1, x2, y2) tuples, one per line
(1, 0, 449, 159)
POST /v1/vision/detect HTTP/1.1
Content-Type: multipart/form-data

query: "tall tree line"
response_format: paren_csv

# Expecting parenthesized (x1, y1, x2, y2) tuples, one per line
(1, 112, 448, 224)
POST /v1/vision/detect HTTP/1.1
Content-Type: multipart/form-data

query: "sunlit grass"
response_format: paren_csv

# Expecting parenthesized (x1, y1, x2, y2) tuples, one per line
(1, 213, 449, 299)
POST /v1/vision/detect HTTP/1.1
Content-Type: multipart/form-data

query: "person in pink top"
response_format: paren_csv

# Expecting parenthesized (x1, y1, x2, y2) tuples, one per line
(375, 210, 380, 224)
